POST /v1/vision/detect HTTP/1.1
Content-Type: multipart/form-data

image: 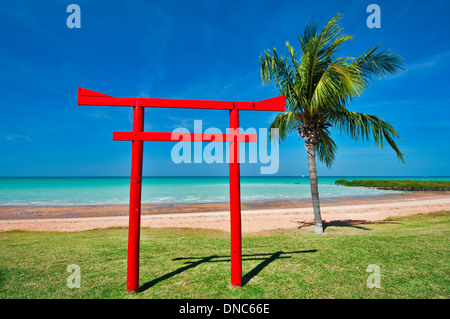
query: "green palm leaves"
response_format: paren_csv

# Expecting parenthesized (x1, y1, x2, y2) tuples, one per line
(261, 14, 405, 167)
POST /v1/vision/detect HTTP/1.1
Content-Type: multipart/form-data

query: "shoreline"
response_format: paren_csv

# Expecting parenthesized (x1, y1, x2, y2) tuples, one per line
(1, 191, 449, 233)
(0, 191, 420, 219)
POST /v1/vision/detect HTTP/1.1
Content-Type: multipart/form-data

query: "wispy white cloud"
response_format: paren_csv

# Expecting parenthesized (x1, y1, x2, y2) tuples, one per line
(3, 134, 33, 142)
(406, 50, 450, 72)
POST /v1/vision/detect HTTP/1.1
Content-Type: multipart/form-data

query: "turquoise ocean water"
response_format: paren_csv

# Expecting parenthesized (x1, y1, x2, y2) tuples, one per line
(0, 176, 449, 206)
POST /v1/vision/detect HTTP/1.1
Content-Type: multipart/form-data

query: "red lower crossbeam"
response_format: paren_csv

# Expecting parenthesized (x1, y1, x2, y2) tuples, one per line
(113, 131, 257, 143)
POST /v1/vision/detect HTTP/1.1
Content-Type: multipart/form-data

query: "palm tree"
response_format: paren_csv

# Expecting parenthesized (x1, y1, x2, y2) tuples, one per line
(260, 14, 405, 234)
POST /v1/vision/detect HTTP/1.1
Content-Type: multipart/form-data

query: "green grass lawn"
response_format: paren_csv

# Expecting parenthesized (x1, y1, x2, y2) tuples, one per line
(0, 211, 448, 299)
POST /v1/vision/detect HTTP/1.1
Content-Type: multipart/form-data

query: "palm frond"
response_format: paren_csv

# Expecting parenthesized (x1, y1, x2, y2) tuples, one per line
(354, 46, 404, 83)
(268, 111, 298, 142)
(260, 49, 302, 112)
(328, 109, 405, 163)
(311, 57, 364, 112)
(299, 14, 357, 111)
(315, 129, 337, 167)
(285, 41, 301, 75)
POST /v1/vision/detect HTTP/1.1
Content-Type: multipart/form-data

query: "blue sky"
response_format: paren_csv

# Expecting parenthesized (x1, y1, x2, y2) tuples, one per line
(0, 0, 449, 177)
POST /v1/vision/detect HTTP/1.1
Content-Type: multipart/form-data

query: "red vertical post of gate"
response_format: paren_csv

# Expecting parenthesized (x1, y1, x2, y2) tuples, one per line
(127, 103, 144, 293)
(77, 87, 285, 292)
(229, 108, 242, 286)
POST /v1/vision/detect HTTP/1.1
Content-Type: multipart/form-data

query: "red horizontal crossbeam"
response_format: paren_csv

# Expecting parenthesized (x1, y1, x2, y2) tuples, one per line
(113, 131, 257, 142)
(78, 87, 285, 111)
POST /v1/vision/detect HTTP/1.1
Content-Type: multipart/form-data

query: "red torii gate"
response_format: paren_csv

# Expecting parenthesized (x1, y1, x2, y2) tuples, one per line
(77, 87, 285, 293)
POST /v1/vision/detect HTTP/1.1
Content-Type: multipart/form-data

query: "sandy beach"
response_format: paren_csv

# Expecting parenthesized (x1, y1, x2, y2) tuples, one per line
(0, 191, 448, 233)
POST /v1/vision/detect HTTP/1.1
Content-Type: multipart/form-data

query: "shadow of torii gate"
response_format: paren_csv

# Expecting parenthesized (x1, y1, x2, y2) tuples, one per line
(77, 87, 285, 293)
(139, 250, 317, 292)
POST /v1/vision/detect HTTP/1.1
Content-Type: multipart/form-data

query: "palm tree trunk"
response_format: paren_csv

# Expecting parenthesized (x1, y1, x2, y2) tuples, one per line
(306, 144, 324, 234)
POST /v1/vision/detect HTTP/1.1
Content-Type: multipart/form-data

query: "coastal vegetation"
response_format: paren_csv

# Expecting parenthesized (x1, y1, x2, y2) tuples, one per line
(0, 211, 448, 299)
(260, 14, 405, 233)
(335, 179, 450, 191)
